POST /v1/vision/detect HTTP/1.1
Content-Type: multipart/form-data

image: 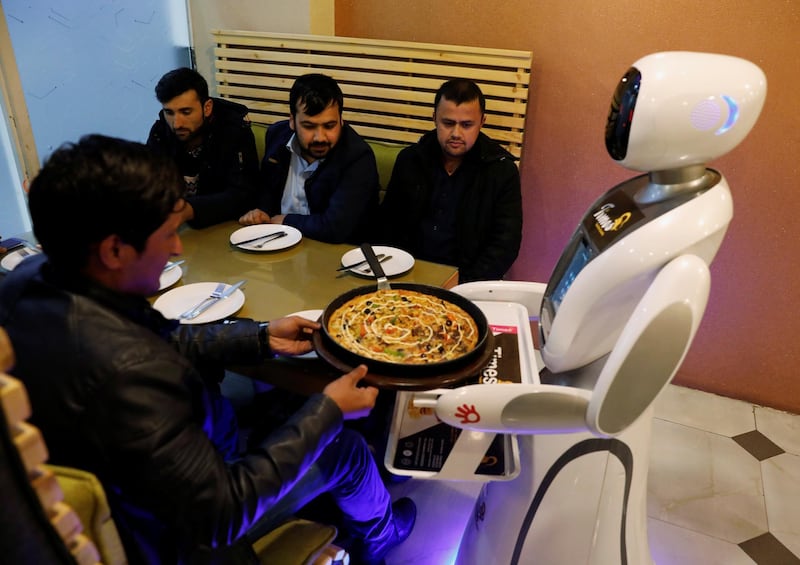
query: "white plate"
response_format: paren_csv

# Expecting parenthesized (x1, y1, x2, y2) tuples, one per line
(158, 263, 183, 291)
(1, 247, 40, 271)
(153, 282, 245, 324)
(340, 246, 415, 278)
(289, 309, 324, 323)
(230, 224, 302, 252)
(287, 309, 323, 358)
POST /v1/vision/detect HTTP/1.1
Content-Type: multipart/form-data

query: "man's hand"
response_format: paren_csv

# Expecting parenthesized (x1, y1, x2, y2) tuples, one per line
(267, 315, 320, 356)
(323, 365, 378, 420)
(239, 209, 271, 225)
(270, 214, 286, 225)
(180, 202, 195, 223)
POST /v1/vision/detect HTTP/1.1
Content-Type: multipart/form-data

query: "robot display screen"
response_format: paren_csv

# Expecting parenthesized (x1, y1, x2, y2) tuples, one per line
(549, 236, 593, 312)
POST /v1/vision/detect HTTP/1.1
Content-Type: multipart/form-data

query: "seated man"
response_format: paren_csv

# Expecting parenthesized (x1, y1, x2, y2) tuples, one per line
(239, 73, 379, 244)
(377, 78, 523, 282)
(0, 135, 414, 565)
(147, 67, 259, 228)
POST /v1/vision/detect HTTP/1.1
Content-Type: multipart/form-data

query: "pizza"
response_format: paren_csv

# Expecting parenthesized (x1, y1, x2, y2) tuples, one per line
(327, 289, 480, 364)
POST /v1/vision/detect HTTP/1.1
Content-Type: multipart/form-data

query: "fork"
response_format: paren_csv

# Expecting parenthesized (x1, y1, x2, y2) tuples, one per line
(179, 282, 226, 320)
(253, 231, 288, 249)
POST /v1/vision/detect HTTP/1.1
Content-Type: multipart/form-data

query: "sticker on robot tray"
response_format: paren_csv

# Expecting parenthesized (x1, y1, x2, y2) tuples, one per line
(391, 325, 521, 474)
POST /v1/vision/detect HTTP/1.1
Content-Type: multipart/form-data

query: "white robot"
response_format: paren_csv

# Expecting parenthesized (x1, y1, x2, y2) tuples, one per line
(408, 52, 767, 564)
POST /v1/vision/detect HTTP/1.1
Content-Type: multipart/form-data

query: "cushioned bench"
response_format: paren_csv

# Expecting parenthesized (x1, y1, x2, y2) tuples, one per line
(212, 30, 533, 190)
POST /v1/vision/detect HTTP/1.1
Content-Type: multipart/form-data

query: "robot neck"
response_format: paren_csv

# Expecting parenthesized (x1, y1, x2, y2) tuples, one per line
(636, 164, 719, 204)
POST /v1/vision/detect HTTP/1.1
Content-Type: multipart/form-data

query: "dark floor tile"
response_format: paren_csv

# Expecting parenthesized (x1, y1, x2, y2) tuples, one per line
(732, 430, 785, 461)
(740, 532, 800, 564)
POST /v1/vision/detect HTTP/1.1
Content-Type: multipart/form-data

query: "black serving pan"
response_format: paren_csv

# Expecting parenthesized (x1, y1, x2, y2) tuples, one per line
(312, 282, 494, 390)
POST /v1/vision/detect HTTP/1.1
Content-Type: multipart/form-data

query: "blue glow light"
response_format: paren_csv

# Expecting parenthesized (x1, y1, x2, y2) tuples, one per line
(715, 95, 739, 135)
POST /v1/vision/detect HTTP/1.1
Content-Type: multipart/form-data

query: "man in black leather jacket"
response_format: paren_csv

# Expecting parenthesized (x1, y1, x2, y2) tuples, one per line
(147, 67, 260, 229)
(238, 73, 379, 244)
(377, 79, 523, 282)
(0, 135, 414, 564)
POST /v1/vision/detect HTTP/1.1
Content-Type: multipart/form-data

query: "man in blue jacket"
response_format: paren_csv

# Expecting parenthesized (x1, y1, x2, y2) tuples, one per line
(377, 79, 523, 282)
(239, 74, 380, 244)
(147, 67, 259, 229)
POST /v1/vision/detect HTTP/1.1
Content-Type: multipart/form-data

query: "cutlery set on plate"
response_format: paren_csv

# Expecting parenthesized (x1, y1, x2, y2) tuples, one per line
(163, 259, 185, 272)
(17, 246, 42, 258)
(336, 253, 392, 277)
(178, 280, 246, 321)
(232, 231, 288, 248)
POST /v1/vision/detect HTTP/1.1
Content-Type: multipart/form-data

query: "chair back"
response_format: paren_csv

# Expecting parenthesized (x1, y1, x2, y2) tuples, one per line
(0, 326, 109, 564)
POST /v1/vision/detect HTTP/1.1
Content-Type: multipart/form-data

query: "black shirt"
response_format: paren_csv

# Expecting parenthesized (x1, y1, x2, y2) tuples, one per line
(420, 163, 470, 264)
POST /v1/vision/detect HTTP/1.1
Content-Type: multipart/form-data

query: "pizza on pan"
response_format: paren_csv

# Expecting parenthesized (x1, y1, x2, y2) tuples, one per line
(327, 289, 480, 364)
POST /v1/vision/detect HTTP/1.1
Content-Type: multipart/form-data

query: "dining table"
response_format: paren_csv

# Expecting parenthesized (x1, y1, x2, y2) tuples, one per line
(163, 221, 460, 393)
(165, 221, 459, 320)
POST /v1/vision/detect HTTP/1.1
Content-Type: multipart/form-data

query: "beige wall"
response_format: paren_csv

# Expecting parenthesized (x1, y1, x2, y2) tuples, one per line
(188, 0, 334, 93)
(336, 0, 800, 413)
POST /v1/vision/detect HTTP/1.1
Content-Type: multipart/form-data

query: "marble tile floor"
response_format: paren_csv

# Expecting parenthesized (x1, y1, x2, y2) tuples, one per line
(646, 384, 800, 565)
(383, 384, 800, 565)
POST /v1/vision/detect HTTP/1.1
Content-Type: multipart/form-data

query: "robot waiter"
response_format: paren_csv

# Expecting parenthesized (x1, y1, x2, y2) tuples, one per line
(411, 52, 767, 564)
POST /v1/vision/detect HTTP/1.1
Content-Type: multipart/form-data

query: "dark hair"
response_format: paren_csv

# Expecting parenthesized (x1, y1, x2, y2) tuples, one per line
(28, 135, 185, 272)
(434, 78, 486, 115)
(154, 67, 209, 104)
(289, 73, 344, 117)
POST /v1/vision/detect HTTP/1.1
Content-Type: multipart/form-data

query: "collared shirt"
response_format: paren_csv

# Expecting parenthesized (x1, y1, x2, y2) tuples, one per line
(280, 134, 322, 215)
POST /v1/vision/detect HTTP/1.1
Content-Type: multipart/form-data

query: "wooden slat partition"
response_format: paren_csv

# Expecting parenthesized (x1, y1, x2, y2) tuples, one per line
(212, 30, 532, 159)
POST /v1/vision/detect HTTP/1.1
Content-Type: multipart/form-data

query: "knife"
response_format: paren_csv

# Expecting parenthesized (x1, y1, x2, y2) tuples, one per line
(183, 280, 246, 320)
(337, 253, 386, 271)
(362, 256, 392, 274)
(163, 259, 185, 272)
(233, 230, 287, 247)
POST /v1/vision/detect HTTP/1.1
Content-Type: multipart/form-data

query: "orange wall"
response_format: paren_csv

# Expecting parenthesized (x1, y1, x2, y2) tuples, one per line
(336, 0, 800, 413)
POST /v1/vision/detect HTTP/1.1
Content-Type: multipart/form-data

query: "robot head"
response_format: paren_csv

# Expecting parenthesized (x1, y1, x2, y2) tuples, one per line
(605, 51, 767, 172)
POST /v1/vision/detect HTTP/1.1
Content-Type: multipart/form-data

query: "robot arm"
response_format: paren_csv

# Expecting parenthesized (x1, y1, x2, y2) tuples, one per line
(417, 254, 710, 437)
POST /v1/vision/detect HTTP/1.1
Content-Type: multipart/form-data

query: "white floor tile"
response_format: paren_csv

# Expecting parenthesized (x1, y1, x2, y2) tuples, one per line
(648, 419, 767, 543)
(648, 519, 756, 565)
(762, 452, 800, 556)
(755, 405, 800, 455)
(653, 385, 755, 437)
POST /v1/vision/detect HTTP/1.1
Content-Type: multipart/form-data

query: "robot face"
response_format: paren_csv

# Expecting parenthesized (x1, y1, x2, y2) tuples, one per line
(605, 52, 767, 172)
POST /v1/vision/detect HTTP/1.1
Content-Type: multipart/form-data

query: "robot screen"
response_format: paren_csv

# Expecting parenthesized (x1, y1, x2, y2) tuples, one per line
(549, 236, 593, 312)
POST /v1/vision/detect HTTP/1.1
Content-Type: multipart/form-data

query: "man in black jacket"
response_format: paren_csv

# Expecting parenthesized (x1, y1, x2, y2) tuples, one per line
(147, 67, 259, 229)
(0, 135, 414, 564)
(239, 73, 380, 243)
(377, 79, 523, 282)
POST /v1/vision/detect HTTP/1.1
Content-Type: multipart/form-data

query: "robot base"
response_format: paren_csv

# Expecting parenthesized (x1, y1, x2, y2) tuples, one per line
(456, 405, 654, 565)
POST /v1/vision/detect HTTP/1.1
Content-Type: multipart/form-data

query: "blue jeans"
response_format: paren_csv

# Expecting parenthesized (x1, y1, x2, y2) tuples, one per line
(246, 428, 393, 546)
